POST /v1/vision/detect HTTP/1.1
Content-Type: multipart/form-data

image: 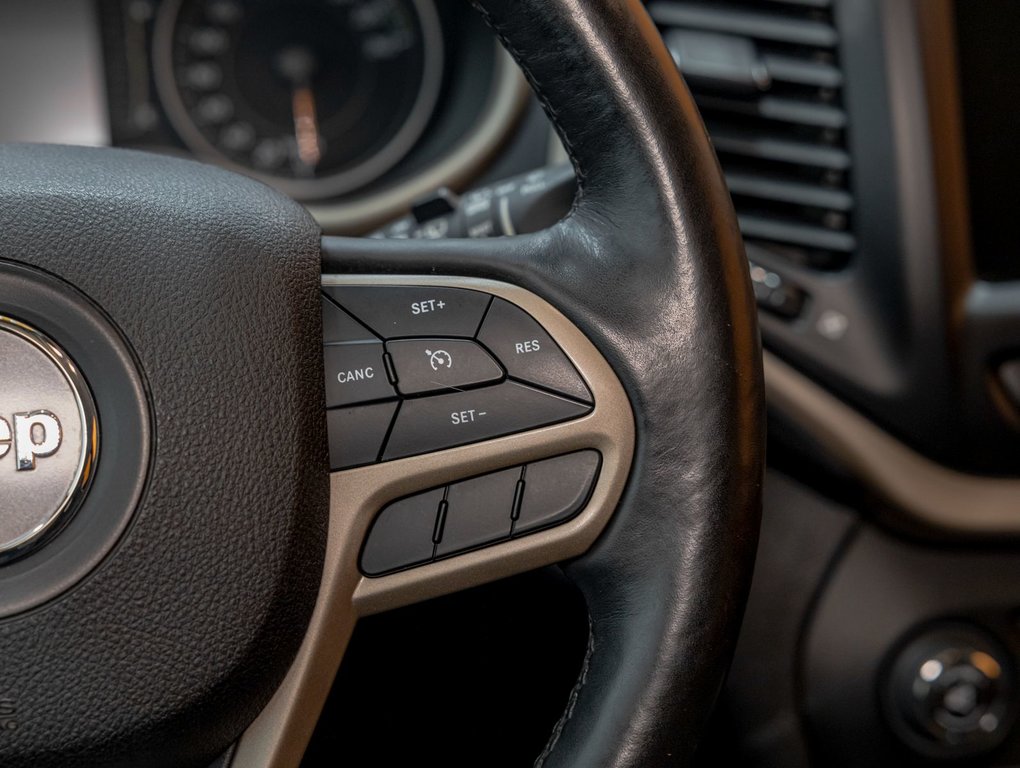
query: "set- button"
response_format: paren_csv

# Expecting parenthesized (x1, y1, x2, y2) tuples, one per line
(322, 285, 595, 470)
(360, 451, 602, 575)
(382, 382, 589, 460)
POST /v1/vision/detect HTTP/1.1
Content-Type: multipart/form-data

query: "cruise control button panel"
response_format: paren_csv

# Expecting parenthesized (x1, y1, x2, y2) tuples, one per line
(359, 451, 601, 575)
(323, 285, 595, 468)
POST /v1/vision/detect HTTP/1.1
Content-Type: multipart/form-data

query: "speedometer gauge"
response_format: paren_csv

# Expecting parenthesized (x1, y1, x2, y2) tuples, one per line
(154, 0, 443, 200)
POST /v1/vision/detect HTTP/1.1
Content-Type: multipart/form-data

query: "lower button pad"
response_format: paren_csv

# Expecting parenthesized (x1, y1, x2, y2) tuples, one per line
(324, 285, 594, 468)
(359, 451, 602, 575)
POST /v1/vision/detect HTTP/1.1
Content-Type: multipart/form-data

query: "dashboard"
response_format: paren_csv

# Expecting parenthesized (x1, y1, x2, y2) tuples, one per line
(0, 0, 533, 232)
(5, 1, 1020, 767)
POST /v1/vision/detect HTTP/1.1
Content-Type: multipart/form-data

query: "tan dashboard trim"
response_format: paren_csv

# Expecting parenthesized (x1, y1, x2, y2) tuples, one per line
(232, 276, 635, 768)
(765, 352, 1020, 536)
(914, 0, 975, 318)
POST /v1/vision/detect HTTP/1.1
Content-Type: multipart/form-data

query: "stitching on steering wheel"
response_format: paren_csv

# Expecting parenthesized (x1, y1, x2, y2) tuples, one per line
(470, 1, 588, 215)
(534, 613, 596, 767)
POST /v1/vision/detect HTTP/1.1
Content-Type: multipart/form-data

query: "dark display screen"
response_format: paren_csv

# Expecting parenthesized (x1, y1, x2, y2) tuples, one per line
(955, 0, 1020, 280)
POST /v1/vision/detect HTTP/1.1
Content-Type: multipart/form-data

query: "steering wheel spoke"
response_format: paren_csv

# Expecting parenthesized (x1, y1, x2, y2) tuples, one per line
(234, 265, 635, 766)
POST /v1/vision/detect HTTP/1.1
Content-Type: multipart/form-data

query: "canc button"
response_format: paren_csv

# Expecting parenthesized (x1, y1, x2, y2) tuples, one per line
(323, 342, 396, 407)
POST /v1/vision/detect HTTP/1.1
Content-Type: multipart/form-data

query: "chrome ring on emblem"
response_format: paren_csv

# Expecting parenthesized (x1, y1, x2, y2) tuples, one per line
(0, 315, 99, 563)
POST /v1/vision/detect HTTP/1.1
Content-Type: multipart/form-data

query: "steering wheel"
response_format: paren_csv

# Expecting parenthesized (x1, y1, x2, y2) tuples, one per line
(0, 1, 763, 766)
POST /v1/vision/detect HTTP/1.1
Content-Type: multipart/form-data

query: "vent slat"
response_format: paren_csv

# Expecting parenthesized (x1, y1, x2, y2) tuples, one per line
(647, 2, 838, 47)
(739, 215, 856, 253)
(696, 94, 846, 129)
(725, 172, 853, 210)
(649, 0, 852, 271)
(709, 128, 851, 170)
(766, 0, 833, 8)
(763, 54, 843, 88)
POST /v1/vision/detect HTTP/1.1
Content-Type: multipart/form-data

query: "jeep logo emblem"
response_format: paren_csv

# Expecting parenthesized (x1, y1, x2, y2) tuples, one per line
(0, 317, 97, 562)
(0, 411, 63, 471)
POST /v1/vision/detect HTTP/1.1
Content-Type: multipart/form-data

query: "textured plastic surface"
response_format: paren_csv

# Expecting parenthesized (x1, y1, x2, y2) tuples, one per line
(0, 144, 327, 768)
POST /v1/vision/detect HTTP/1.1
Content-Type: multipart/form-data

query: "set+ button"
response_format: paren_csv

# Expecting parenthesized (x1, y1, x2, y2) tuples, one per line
(323, 285, 492, 338)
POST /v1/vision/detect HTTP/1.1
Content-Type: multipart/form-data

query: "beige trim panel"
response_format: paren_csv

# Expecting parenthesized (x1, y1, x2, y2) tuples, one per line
(233, 276, 635, 767)
(765, 352, 1020, 535)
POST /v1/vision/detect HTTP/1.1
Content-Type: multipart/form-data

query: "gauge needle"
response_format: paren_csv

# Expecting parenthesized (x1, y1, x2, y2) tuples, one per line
(292, 85, 322, 170)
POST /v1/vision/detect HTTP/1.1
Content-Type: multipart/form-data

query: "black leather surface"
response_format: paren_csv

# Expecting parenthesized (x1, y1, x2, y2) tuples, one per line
(323, 0, 765, 765)
(0, 146, 327, 767)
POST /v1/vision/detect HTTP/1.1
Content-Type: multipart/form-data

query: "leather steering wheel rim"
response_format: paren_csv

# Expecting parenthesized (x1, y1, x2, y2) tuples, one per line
(319, 1, 766, 764)
(0, 1, 763, 766)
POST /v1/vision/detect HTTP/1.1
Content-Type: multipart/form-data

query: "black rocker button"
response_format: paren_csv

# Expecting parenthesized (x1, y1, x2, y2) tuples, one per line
(477, 298, 592, 403)
(386, 338, 503, 395)
(515, 451, 601, 535)
(436, 468, 519, 557)
(324, 285, 491, 339)
(381, 381, 591, 461)
(322, 295, 377, 344)
(323, 342, 396, 407)
(326, 401, 398, 470)
(361, 488, 444, 575)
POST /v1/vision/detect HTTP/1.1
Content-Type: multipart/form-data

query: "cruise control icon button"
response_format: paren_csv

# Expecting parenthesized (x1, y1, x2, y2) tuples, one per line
(323, 285, 491, 339)
(477, 298, 592, 403)
(323, 342, 396, 407)
(386, 338, 503, 395)
(381, 381, 591, 461)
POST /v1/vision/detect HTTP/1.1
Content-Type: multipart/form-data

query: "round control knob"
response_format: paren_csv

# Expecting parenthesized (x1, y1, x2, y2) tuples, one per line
(884, 623, 1016, 759)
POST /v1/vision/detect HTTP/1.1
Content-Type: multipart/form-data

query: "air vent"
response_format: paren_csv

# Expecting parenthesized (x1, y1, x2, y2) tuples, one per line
(647, 0, 854, 271)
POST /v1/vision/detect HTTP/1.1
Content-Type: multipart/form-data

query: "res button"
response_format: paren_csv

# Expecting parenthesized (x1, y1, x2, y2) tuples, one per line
(477, 298, 592, 403)
(323, 285, 491, 339)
